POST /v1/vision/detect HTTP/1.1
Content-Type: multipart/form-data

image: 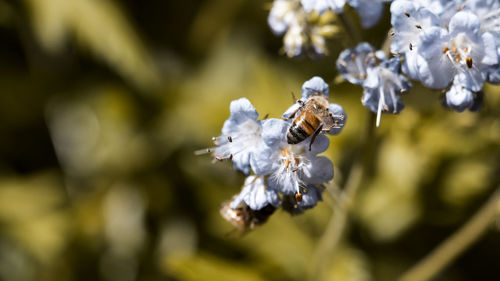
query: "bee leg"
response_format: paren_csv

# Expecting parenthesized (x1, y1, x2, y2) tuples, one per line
(308, 124, 323, 151)
(283, 101, 304, 120)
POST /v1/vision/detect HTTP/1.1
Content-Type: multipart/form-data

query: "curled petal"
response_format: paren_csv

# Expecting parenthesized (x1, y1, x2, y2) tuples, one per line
(302, 76, 330, 99)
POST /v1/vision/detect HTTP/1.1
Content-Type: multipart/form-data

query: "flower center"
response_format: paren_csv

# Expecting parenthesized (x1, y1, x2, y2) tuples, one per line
(279, 148, 309, 200)
(281, 149, 300, 172)
(443, 36, 474, 69)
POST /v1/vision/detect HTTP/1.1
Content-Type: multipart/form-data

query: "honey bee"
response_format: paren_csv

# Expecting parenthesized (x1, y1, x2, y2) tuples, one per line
(219, 202, 275, 236)
(286, 92, 343, 149)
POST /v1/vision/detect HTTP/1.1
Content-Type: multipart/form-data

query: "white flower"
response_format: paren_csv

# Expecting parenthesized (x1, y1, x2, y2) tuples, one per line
(230, 176, 281, 210)
(211, 98, 265, 174)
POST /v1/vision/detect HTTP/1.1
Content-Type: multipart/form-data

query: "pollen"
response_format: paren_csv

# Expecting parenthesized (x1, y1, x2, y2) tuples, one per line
(415, 24, 422, 29)
(466, 57, 473, 68)
(404, 11, 410, 17)
(443, 46, 449, 53)
(295, 193, 303, 202)
(281, 149, 290, 157)
(409, 42, 413, 51)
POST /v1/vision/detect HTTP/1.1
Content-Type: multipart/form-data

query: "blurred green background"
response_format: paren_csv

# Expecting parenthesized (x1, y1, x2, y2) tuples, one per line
(0, 0, 499, 280)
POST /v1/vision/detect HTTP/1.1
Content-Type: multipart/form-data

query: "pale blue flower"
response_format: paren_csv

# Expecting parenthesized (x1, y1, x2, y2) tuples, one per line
(390, 0, 441, 80)
(250, 117, 333, 196)
(302, 0, 392, 28)
(297, 185, 324, 209)
(268, 0, 299, 35)
(230, 176, 281, 210)
(361, 57, 411, 126)
(269, 0, 338, 57)
(212, 98, 265, 174)
(336, 42, 376, 85)
(301, 0, 346, 14)
(349, 0, 393, 28)
(443, 79, 475, 112)
(302, 76, 330, 98)
(416, 11, 498, 91)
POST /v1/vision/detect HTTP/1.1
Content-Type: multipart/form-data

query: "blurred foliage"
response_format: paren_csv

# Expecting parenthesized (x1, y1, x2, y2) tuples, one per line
(0, 0, 499, 281)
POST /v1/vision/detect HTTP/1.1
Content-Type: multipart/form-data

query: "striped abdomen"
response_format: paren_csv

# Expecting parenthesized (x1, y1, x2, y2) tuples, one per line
(287, 112, 320, 144)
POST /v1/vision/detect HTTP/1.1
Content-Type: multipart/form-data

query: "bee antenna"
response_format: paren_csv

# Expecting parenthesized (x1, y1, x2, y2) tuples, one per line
(291, 91, 297, 102)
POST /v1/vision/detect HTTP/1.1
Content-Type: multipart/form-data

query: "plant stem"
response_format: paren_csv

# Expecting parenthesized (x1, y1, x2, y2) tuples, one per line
(308, 112, 376, 281)
(398, 188, 500, 281)
(338, 9, 362, 46)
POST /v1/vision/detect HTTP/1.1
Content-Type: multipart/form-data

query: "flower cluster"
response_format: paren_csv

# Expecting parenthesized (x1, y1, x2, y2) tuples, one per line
(267, 0, 396, 57)
(205, 77, 347, 231)
(336, 43, 411, 126)
(389, 0, 500, 112)
(268, 0, 340, 57)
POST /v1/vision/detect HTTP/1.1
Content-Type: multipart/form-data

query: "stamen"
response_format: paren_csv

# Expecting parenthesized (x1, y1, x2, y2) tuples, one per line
(227, 136, 232, 142)
(295, 193, 303, 202)
(404, 11, 410, 17)
(463, 47, 468, 53)
(443, 46, 449, 53)
(229, 154, 233, 160)
(281, 149, 290, 157)
(400, 88, 407, 93)
(455, 55, 461, 63)
(466, 57, 473, 68)
(338, 60, 347, 67)
(409, 43, 413, 51)
(390, 31, 395, 36)
(376, 91, 383, 127)
(452, 46, 457, 54)
(415, 24, 422, 29)
(285, 159, 290, 169)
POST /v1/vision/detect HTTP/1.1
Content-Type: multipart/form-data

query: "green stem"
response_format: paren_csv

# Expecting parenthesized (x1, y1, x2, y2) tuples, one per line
(338, 9, 362, 46)
(398, 188, 500, 281)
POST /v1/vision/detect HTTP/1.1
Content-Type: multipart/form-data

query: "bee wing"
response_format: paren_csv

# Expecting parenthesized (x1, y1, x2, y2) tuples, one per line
(319, 110, 336, 130)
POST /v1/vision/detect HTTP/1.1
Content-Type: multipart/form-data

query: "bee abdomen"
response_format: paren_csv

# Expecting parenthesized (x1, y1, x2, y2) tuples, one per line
(287, 125, 309, 144)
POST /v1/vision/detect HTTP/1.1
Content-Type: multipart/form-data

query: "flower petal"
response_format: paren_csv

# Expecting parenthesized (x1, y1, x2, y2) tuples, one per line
(302, 156, 333, 184)
(302, 76, 330, 99)
(327, 103, 347, 135)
